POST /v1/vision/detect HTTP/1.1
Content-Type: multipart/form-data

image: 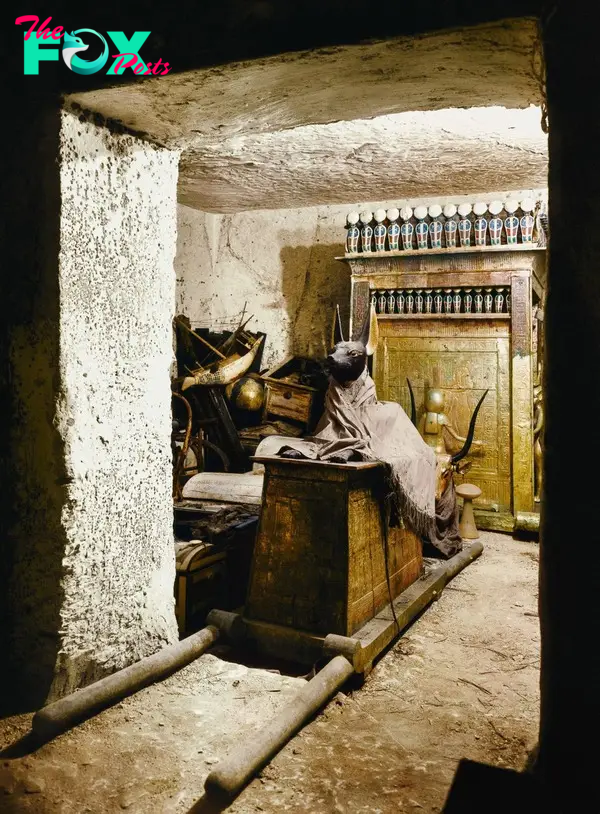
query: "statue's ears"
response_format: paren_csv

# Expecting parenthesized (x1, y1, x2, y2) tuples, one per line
(331, 304, 345, 346)
(358, 303, 379, 356)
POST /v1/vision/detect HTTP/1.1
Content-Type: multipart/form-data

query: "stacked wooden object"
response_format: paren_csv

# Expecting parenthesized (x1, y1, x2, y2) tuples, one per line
(174, 500, 259, 635)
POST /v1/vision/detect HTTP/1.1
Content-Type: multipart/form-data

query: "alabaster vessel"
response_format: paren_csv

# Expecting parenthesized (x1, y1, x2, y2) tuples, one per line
(463, 288, 473, 313)
(360, 211, 373, 253)
(457, 203, 472, 247)
(425, 289, 433, 313)
(504, 199, 519, 244)
(387, 289, 396, 314)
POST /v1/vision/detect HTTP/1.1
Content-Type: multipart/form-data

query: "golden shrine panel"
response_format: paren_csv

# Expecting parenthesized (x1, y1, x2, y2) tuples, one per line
(373, 320, 511, 511)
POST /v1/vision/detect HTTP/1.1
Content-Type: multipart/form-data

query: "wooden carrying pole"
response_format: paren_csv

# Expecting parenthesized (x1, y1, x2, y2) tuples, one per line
(204, 655, 355, 801)
(201, 541, 484, 803)
(32, 626, 220, 740)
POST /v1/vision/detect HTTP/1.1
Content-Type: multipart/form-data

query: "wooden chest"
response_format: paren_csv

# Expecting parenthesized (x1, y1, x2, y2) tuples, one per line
(245, 457, 423, 637)
(261, 357, 324, 431)
(263, 382, 314, 425)
(174, 542, 227, 635)
(173, 505, 258, 634)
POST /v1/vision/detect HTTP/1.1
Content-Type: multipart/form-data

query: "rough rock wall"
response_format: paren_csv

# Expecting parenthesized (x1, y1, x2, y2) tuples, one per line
(53, 112, 180, 696)
(68, 20, 541, 159)
(178, 106, 548, 213)
(3, 108, 180, 707)
(176, 187, 546, 368)
(175, 205, 348, 367)
(66, 20, 544, 213)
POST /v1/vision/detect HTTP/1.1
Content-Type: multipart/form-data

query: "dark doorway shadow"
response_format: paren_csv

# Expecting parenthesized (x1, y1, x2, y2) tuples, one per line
(1, 95, 68, 718)
(442, 758, 553, 813)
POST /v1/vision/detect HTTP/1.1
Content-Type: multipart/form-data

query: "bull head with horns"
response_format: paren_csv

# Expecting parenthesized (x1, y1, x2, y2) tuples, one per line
(406, 379, 488, 499)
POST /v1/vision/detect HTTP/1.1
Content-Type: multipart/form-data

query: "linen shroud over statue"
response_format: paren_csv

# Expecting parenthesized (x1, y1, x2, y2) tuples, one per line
(257, 368, 462, 558)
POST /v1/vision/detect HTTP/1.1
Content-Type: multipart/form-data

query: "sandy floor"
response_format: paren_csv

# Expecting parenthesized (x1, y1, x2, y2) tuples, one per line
(0, 531, 539, 813)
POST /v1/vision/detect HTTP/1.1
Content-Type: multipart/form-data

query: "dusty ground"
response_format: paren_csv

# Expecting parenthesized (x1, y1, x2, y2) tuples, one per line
(0, 531, 539, 813)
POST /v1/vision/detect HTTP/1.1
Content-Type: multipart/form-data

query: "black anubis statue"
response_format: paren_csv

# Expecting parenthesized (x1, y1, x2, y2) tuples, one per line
(280, 305, 376, 463)
(324, 303, 377, 384)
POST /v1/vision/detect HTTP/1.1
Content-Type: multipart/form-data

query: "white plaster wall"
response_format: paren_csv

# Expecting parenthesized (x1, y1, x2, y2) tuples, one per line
(56, 112, 180, 694)
(175, 187, 546, 368)
(175, 206, 346, 367)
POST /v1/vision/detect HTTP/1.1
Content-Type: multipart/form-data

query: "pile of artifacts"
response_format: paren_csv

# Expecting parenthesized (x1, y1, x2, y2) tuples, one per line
(172, 501, 258, 636)
(171, 311, 327, 483)
(169, 303, 488, 638)
(170, 311, 328, 634)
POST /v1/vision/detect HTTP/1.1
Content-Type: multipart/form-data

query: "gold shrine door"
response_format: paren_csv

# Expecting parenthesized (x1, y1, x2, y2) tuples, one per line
(373, 318, 511, 512)
(343, 247, 546, 532)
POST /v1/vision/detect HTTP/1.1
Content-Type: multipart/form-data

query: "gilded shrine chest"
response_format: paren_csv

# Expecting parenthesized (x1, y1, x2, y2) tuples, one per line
(340, 201, 547, 533)
(245, 457, 422, 642)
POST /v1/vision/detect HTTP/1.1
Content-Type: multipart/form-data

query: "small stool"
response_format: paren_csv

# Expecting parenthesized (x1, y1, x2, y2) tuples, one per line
(455, 483, 482, 539)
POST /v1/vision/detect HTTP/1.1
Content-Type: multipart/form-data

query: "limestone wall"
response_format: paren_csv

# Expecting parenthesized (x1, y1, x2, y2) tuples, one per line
(175, 205, 349, 367)
(0, 112, 181, 704)
(50, 112, 181, 696)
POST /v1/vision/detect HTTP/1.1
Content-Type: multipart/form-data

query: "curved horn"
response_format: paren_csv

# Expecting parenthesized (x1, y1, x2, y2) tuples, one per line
(451, 389, 489, 464)
(359, 303, 379, 356)
(407, 379, 417, 426)
(331, 304, 345, 346)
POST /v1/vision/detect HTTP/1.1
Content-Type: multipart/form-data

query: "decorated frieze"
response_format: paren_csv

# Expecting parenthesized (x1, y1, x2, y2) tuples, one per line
(371, 286, 510, 316)
(345, 197, 548, 255)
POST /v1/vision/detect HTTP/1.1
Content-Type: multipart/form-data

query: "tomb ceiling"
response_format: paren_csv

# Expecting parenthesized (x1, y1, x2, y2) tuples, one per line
(65, 19, 547, 212)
